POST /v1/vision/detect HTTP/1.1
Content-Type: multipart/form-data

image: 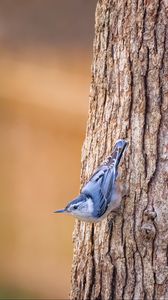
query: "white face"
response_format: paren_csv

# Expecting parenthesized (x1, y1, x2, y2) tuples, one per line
(67, 197, 94, 220)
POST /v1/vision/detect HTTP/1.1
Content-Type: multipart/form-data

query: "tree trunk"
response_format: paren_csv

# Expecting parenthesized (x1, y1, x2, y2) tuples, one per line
(70, 0, 168, 299)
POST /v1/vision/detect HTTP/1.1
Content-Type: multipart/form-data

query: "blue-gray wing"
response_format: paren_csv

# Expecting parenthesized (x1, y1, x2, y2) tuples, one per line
(82, 166, 116, 218)
(88, 164, 117, 203)
(89, 165, 108, 183)
(100, 167, 117, 205)
(82, 165, 108, 195)
(91, 187, 107, 218)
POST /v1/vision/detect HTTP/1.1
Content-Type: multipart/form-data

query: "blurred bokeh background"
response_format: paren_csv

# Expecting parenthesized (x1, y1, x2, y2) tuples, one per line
(0, 1, 97, 298)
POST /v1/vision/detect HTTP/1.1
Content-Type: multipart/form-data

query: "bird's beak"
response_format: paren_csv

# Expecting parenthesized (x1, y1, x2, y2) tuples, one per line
(53, 209, 65, 213)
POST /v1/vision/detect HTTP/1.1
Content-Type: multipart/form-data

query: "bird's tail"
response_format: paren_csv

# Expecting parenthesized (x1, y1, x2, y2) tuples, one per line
(105, 139, 128, 169)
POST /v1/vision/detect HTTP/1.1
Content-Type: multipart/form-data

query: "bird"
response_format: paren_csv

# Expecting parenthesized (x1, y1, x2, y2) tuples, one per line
(54, 139, 128, 222)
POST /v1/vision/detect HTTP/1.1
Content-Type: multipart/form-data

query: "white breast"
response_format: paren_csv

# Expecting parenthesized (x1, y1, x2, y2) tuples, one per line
(86, 197, 94, 214)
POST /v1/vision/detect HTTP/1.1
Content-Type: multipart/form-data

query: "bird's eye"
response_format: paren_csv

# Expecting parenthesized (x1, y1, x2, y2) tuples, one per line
(73, 205, 78, 210)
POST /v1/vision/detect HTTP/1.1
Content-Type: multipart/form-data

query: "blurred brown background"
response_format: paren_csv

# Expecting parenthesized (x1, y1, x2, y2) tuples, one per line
(0, 1, 97, 299)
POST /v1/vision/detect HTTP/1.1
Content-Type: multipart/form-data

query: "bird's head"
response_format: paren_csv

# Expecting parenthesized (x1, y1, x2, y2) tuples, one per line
(53, 194, 94, 221)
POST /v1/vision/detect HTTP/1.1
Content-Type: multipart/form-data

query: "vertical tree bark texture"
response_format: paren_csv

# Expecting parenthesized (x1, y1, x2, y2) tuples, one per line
(70, 0, 168, 299)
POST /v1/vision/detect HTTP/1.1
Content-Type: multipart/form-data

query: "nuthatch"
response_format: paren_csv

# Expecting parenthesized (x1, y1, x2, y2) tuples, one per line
(54, 139, 128, 222)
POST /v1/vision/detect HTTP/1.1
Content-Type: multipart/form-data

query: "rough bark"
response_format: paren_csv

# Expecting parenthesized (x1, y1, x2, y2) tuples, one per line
(70, 0, 168, 299)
